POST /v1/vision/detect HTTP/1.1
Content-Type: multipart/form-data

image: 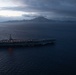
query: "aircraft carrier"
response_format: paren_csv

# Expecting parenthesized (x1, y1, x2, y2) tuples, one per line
(0, 35, 56, 47)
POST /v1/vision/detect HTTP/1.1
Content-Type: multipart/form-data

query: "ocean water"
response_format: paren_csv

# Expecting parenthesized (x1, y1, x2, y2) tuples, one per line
(0, 22, 76, 75)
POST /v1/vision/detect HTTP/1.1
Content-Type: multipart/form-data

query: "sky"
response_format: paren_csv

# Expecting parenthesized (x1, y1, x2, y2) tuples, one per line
(0, 0, 76, 21)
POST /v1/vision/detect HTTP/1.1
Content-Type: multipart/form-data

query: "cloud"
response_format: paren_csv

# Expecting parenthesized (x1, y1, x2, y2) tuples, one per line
(0, 16, 25, 22)
(0, 0, 76, 20)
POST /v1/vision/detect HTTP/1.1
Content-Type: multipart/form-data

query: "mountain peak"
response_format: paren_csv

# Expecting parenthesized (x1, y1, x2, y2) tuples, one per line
(32, 16, 50, 21)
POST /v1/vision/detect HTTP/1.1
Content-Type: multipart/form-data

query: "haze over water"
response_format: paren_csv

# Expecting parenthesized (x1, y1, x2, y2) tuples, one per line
(0, 22, 76, 75)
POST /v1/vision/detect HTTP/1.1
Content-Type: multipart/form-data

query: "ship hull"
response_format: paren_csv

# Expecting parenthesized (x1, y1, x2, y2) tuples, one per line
(0, 39, 56, 47)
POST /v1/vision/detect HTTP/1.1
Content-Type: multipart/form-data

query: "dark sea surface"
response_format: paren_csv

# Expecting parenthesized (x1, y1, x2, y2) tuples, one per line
(0, 22, 76, 75)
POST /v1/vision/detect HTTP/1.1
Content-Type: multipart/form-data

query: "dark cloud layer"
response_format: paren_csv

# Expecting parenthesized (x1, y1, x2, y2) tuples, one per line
(10, 0, 76, 20)
(1, 0, 76, 20)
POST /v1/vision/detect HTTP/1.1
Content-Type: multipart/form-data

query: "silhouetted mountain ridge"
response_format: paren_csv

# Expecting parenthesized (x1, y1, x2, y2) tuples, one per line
(3, 16, 76, 23)
(4, 16, 55, 23)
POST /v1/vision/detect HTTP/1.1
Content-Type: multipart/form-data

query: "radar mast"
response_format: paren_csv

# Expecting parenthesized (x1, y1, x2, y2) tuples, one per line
(9, 34, 13, 40)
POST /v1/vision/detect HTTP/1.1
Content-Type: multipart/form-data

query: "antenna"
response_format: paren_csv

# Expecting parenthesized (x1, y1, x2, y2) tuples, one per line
(9, 34, 13, 40)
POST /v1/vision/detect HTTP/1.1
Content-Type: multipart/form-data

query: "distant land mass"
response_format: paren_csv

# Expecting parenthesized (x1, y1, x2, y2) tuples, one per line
(3, 16, 76, 23)
(3, 16, 57, 23)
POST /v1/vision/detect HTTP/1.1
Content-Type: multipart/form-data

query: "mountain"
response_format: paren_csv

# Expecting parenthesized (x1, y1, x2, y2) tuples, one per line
(2, 16, 76, 23)
(30, 16, 52, 22)
(4, 16, 55, 23)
